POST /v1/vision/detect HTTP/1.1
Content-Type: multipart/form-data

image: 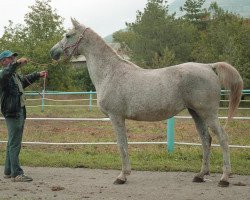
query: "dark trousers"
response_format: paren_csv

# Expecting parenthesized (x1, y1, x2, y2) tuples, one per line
(4, 107, 26, 177)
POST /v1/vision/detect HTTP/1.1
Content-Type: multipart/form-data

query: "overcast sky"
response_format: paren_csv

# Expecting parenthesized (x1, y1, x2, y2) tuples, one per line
(0, 0, 174, 37)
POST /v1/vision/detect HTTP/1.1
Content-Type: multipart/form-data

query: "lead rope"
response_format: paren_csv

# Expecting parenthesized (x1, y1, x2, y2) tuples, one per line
(23, 74, 44, 97)
(22, 58, 67, 97)
(21, 27, 89, 97)
(22, 60, 48, 97)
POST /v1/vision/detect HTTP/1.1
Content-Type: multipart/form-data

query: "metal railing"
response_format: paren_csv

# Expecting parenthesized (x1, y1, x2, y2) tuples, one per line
(25, 89, 250, 113)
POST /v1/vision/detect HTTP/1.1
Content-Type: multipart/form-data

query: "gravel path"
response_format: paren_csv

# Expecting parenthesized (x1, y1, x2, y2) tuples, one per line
(0, 166, 249, 200)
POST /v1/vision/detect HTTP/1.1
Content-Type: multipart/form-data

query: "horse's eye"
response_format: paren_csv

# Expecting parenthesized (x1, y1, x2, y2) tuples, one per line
(66, 34, 70, 38)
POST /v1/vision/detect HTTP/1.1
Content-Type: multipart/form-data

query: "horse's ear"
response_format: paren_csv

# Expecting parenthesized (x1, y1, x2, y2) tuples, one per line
(71, 18, 81, 28)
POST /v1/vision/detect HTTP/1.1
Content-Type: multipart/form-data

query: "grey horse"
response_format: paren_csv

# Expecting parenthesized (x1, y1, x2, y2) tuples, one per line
(50, 19, 243, 187)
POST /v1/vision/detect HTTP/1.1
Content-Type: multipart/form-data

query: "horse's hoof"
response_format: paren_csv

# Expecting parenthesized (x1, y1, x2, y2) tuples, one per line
(218, 180, 229, 187)
(113, 178, 127, 185)
(192, 176, 205, 183)
(204, 171, 210, 175)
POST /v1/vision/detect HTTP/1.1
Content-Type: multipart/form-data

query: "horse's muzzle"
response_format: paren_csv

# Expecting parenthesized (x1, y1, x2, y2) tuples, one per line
(50, 46, 63, 60)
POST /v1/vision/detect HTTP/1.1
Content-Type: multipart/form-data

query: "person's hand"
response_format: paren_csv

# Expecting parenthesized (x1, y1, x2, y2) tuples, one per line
(17, 58, 28, 65)
(39, 71, 48, 78)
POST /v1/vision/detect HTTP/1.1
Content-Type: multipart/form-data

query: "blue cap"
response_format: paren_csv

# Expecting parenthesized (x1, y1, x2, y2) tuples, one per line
(0, 50, 18, 61)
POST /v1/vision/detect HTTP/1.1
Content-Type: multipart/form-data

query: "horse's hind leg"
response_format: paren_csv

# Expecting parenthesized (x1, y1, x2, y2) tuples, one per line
(109, 114, 131, 184)
(208, 118, 231, 187)
(188, 109, 212, 183)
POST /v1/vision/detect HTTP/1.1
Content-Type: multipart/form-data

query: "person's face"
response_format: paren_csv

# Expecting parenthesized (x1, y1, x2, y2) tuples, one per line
(1, 56, 15, 67)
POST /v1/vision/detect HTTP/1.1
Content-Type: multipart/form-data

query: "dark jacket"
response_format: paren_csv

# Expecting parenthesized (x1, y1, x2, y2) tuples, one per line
(0, 62, 40, 117)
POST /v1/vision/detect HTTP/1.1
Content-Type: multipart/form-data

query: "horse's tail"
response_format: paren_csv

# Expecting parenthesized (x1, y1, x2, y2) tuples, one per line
(211, 62, 243, 121)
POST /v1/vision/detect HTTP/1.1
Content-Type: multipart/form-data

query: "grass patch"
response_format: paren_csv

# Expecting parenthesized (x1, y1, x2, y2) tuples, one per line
(0, 145, 249, 174)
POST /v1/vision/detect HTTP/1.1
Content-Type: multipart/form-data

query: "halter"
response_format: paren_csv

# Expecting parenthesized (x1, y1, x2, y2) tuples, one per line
(61, 27, 89, 57)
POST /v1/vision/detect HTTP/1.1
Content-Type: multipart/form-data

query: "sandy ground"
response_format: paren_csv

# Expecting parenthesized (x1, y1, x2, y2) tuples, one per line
(0, 166, 249, 200)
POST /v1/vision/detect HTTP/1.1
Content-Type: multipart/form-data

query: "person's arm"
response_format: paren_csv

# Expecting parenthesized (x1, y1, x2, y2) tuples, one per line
(20, 71, 48, 88)
(15, 58, 47, 88)
(20, 72, 40, 88)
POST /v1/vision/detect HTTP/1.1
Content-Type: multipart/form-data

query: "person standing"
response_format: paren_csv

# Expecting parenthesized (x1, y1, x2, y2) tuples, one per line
(0, 50, 47, 182)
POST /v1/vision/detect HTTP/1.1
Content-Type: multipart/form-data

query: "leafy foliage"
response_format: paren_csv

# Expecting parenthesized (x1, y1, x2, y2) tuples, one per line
(113, 0, 250, 88)
(0, 0, 83, 91)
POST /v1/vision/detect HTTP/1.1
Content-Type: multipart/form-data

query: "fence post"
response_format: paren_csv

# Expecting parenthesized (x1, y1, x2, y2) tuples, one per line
(41, 90, 45, 112)
(89, 91, 93, 112)
(167, 117, 175, 152)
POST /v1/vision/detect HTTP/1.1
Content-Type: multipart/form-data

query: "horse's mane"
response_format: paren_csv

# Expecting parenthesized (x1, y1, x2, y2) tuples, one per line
(86, 27, 117, 54)
(84, 27, 134, 63)
(79, 24, 140, 68)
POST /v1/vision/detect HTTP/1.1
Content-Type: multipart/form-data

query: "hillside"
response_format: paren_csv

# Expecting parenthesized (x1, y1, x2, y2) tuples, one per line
(104, 34, 113, 43)
(169, 0, 250, 18)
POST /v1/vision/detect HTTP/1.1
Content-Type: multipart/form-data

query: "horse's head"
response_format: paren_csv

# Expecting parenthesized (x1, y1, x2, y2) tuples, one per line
(50, 18, 87, 60)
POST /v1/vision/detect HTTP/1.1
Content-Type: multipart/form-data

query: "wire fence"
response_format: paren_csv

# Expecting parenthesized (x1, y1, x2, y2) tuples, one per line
(24, 89, 250, 112)
(0, 90, 249, 151)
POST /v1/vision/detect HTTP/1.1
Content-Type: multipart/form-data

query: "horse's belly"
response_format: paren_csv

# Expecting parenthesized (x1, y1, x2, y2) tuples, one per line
(127, 114, 169, 121)
(125, 107, 184, 121)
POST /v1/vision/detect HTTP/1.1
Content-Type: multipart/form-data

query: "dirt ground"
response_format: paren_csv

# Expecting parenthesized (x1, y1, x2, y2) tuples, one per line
(0, 166, 249, 200)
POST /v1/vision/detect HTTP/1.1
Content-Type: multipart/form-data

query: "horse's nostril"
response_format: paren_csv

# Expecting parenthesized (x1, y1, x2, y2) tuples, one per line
(50, 50, 60, 60)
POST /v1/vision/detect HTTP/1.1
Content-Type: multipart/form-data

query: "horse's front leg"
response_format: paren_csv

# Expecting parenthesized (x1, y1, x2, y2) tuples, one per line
(109, 114, 131, 184)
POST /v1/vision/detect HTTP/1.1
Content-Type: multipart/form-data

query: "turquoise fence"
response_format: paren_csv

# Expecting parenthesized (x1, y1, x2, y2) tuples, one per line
(25, 89, 250, 152)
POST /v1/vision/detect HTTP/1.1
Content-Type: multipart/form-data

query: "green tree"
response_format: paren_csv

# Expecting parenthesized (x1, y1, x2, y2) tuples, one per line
(0, 21, 27, 53)
(0, 0, 84, 91)
(114, 0, 250, 87)
(180, 0, 209, 30)
(22, 0, 72, 91)
(126, 0, 171, 67)
(152, 47, 175, 67)
(114, 0, 197, 67)
(24, 0, 65, 60)
(113, 30, 136, 60)
(71, 66, 95, 91)
(191, 2, 250, 87)
(180, 0, 206, 20)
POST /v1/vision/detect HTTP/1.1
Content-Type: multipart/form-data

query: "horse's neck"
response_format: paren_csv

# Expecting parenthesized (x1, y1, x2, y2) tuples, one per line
(81, 30, 121, 88)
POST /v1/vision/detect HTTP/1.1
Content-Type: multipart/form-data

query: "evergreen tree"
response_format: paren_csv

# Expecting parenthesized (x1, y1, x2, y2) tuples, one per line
(114, 0, 197, 67)
(180, 0, 209, 30)
(127, 0, 171, 67)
